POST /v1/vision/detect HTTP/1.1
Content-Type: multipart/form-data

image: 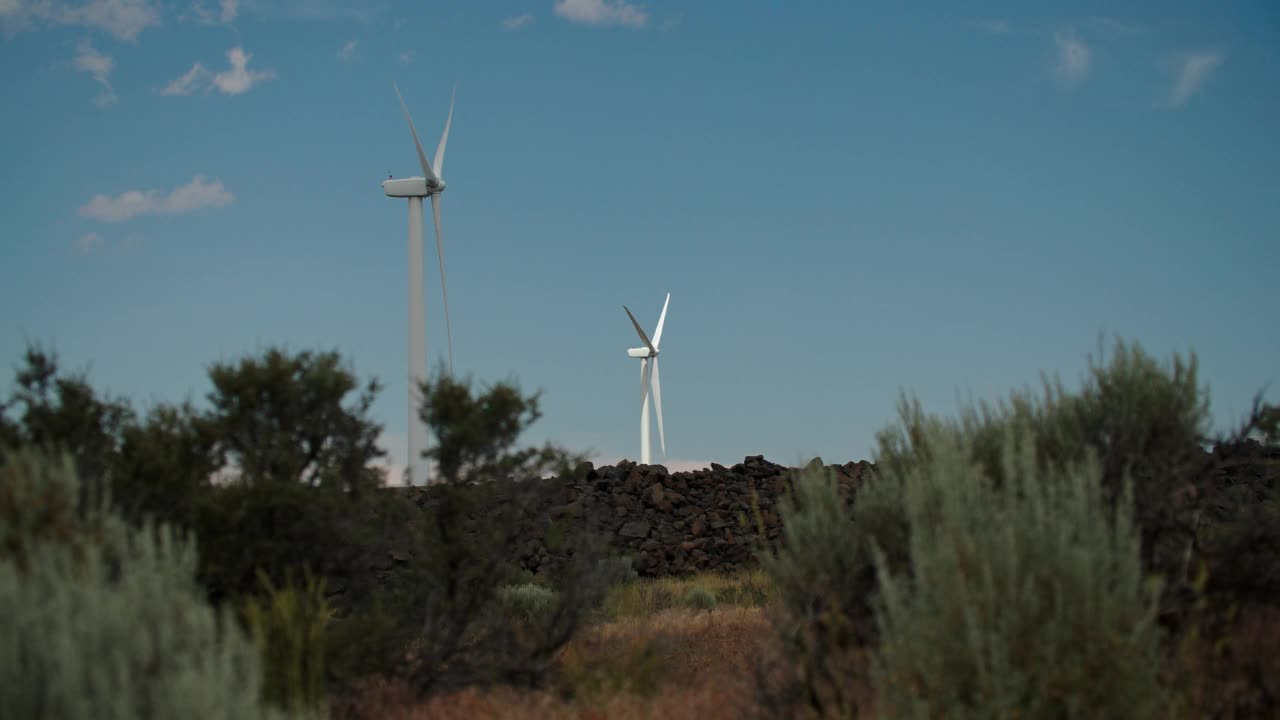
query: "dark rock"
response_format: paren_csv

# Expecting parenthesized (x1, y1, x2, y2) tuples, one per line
(619, 520, 651, 539)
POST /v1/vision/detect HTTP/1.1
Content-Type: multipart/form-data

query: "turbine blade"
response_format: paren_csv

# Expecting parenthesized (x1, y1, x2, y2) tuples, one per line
(430, 194, 453, 376)
(651, 356, 665, 457)
(433, 85, 455, 178)
(395, 82, 440, 183)
(624, 306, 656, 353)
(652, 292, 671, 349)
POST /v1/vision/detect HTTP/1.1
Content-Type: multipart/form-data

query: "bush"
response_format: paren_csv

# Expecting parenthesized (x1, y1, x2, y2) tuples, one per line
(0, 448, 280, 720)
(756, 463, 879, 718)
(757, 337, 1217, 718)
(495, 583, 559, 624)
(376, 370, 611, 694)
(869, 422, 1167, 718)
(682, 586, 717, 612)
(242, 568, 333, 715)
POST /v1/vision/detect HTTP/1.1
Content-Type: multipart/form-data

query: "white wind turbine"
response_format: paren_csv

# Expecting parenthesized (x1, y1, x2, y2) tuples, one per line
(623, 292, 670, 465)
(382, 82, 455, 487)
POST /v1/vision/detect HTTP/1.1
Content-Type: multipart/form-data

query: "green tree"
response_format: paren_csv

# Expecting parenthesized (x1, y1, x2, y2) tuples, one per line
(111, 401, 221, 529)
(191, 347, 392, 605)
(203, 347, 385, 490)
(377, 370, 610, 694)
(0, 346, 134, 485)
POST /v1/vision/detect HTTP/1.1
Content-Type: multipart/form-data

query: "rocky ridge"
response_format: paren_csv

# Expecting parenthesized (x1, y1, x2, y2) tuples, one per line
(405, 454, 876, 578)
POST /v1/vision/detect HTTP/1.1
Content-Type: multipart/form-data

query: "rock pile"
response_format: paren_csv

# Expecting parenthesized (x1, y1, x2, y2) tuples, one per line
(404, 455, 875, 579)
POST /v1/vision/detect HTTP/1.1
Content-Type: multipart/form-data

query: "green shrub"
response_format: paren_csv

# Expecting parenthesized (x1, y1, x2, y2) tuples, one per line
(0, 449, 107, 569)
(495, 583, 559, 623)
(682, 586, 717, 612)
(757, 337, 1210, 718)
(757, 464, 883, 718)
(0, 448, 279, 720)
(599, 554, 640, 587)
(242, 568, 333, 715)
(870, 422, 1167, 719)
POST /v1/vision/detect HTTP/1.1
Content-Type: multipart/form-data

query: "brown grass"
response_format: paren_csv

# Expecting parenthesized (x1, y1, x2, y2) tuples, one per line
(335, 606, 775, 720)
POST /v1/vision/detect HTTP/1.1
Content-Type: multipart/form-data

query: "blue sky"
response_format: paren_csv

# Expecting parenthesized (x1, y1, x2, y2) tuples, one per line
(2, 1, 1278, 480)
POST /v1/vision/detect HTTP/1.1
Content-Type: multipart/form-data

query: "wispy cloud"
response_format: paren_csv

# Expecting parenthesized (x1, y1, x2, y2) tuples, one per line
(503, 12, 533, 30)
(160, 62, 208, 95)
(78, 175, 234, 222)
(161, 46, 274, 96)
(338, 39, 357, 61)
(73, 40, 116, 106)
(2, 0, 161, 41)
(74, 232, 103, 254)
(970, 18, 1011, 34)
(554, 0, 647, 28)
(1053, 29, 1091, 86)
(1167, 51, 1222, 108)
(184, 0, 237, 25)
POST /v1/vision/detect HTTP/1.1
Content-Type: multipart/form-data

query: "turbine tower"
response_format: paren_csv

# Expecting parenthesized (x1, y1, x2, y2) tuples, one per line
(383, 83, 455, 486)
(623, 292, 670, 465)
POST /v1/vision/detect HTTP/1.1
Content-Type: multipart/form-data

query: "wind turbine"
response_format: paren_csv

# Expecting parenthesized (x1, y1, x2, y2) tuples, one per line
(623, 292, 670, 465)
(382, 82, 455, 486)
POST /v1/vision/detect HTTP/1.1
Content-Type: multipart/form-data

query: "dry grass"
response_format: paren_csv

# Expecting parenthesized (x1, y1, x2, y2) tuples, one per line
(1167, 604, 1280, 718)
(336, 605, 775, 720)
(599, 568, 771, 620)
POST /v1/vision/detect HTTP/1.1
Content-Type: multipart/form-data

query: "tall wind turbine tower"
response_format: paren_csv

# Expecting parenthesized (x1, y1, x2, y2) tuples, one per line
(623, 292, 670, 465)
(383, 83, 455, 486)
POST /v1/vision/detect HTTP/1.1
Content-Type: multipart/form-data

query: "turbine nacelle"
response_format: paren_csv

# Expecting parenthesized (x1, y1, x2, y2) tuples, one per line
(627, 347, 655, 359)
(383, 177, 445, 198)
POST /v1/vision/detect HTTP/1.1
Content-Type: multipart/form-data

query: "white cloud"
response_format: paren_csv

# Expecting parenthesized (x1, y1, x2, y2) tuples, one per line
(161, 46, 274, 96)
(970, 18, 1010, 34)
(160, 62, 208, 95)
(1, 0, 160, 41)
(73, 40, 117, 106)
(218, 0, 235, 22)
(74, 232, 103, 253)
(1053, 30, 1091, 86)
(63, 0, 159, 41)
(1167, 51, 1221, 108)
(211, 46, 274, 94)
(554, 0, 646, 28)
(503, 12, 533, 29)
(338, 39, 357, 61)
(78, 174, 234, 222)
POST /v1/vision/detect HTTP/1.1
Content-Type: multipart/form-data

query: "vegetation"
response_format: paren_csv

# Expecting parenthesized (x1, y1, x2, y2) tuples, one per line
(0, 448, 277, 720)
(869, 424, 1165, 718)
(242, 569, 334, 715)
(1, 335, 1274, 718)
(759, 337, 1278, 718)
(376, 369, 614, 694)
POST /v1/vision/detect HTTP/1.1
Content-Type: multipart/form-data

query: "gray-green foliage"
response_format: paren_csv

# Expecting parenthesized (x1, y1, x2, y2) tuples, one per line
(756, 463, 872, 718)
(0, 448, 281, 720)
(681, 586, 716, 612)
(869, 422, 1167, 719)
(495, 583, 559, 623)
(758, 337, 1203, 718)
(880, 338, 1211, 580)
